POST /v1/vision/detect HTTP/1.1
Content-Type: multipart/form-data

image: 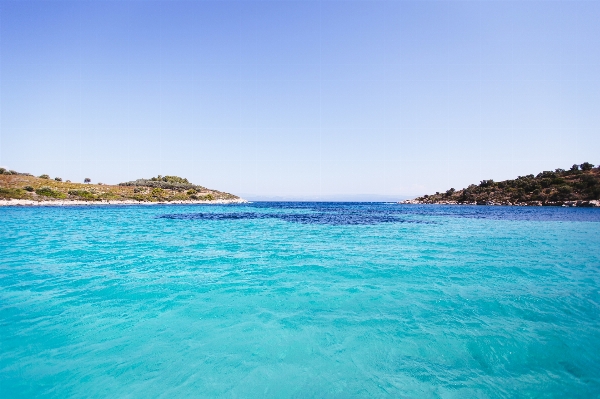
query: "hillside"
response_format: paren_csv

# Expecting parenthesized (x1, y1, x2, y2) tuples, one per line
(403, 162, 600, 207)
(0, 169, 242, 203)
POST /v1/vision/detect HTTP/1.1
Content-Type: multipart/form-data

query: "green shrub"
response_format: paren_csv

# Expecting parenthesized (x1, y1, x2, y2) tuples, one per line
(558, 185, 573, 195)
(99, 192, 118, 200)
(150, 175, 190, 184)
(0, 188, 26, 199)
(582, 174, 599, 186)
(23, 186, 34, 192)
(151, 188, 166, 199)
(538, 171, 557, 179)
(132, 195, 147, 202)
(68, 190, 97, 200)
(120, 176, 203, 191)
(55, 177, 62, 182)
(187, 189, 197, 195)
(203, 194, 215, 201)
(39, 174, 50, 179)
(36, 186, 53, 195)
(35, 186, 66, 199)
(0, 168, 5, 174)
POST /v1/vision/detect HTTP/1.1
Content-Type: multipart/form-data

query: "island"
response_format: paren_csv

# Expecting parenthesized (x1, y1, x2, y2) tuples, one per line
(401, 162, 600, 207)
(0, 169, 245, 206)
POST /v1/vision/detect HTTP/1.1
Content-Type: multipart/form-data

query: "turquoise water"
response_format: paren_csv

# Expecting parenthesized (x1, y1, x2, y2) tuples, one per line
(1, 203, 599, 398)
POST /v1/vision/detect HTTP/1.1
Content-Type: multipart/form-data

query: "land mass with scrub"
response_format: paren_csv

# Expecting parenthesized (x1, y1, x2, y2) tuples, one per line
(0, 169, 244, 205)
(402, 162, 600, 207)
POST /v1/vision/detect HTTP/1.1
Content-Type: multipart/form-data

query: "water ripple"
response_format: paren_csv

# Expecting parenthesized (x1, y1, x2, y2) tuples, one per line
(1, 203, 599, 397)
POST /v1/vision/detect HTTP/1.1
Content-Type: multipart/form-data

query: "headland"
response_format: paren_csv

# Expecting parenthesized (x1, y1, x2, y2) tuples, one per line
(0, 169, 246, 206)
(401, 162, 600, 207)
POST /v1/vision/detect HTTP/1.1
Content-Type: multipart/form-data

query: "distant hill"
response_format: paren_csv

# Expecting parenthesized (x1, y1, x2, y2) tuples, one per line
(0, 170, 241, 203)
(403, 162, 600, 207)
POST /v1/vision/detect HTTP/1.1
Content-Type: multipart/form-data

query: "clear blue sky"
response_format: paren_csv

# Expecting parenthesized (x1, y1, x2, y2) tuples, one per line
(1, 0, 599, 200)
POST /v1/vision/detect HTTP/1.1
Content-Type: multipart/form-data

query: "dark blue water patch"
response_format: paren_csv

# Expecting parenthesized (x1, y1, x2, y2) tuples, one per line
(158, 210, 432, 226)
(157, 202, 600, 225)
(245, 202, 600, 222)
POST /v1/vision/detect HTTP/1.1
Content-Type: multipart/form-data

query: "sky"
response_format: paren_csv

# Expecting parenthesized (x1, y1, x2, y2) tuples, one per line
(1, 0, 599, 201)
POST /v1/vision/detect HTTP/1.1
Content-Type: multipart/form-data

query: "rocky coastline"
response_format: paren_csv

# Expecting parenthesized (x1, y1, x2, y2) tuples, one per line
(0, 198, 247, 207)
(400, 199, 600, 207)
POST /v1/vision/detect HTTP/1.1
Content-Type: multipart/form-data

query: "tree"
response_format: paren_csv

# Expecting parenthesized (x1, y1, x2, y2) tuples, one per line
(84, 178, 91, 183)
(558, 185, 573, 195)
(580, 162, 594, 171)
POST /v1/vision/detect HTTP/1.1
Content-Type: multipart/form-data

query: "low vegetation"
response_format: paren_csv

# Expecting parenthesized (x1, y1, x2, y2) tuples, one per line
(0, 168, 31, 176)
(120, 175, 207, 191)
(407, 162, 600, 206)
(35, 186, 67, 199)
(68, 189, 98, 200)
(0, 188, 28, 199)
(0, 171, 240, 202)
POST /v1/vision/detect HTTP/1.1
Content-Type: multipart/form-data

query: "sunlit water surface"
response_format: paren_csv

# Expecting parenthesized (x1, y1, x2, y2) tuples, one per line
(1, 203, 599, 398)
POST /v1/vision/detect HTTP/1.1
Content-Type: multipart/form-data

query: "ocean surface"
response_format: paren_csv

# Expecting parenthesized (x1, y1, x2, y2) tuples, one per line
(1, 203, 599, 398)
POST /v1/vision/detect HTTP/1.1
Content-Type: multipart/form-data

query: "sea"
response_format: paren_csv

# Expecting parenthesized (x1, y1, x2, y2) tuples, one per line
(1, 203, 599, 398)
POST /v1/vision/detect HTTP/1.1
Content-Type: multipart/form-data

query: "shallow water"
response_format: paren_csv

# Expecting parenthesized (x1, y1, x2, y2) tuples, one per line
(1, 203, 599, 398)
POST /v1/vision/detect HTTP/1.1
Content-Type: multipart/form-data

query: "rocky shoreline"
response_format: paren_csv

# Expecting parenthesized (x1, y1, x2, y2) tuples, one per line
(400, 199, 600, 207)
(0, 198, 248, 207)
